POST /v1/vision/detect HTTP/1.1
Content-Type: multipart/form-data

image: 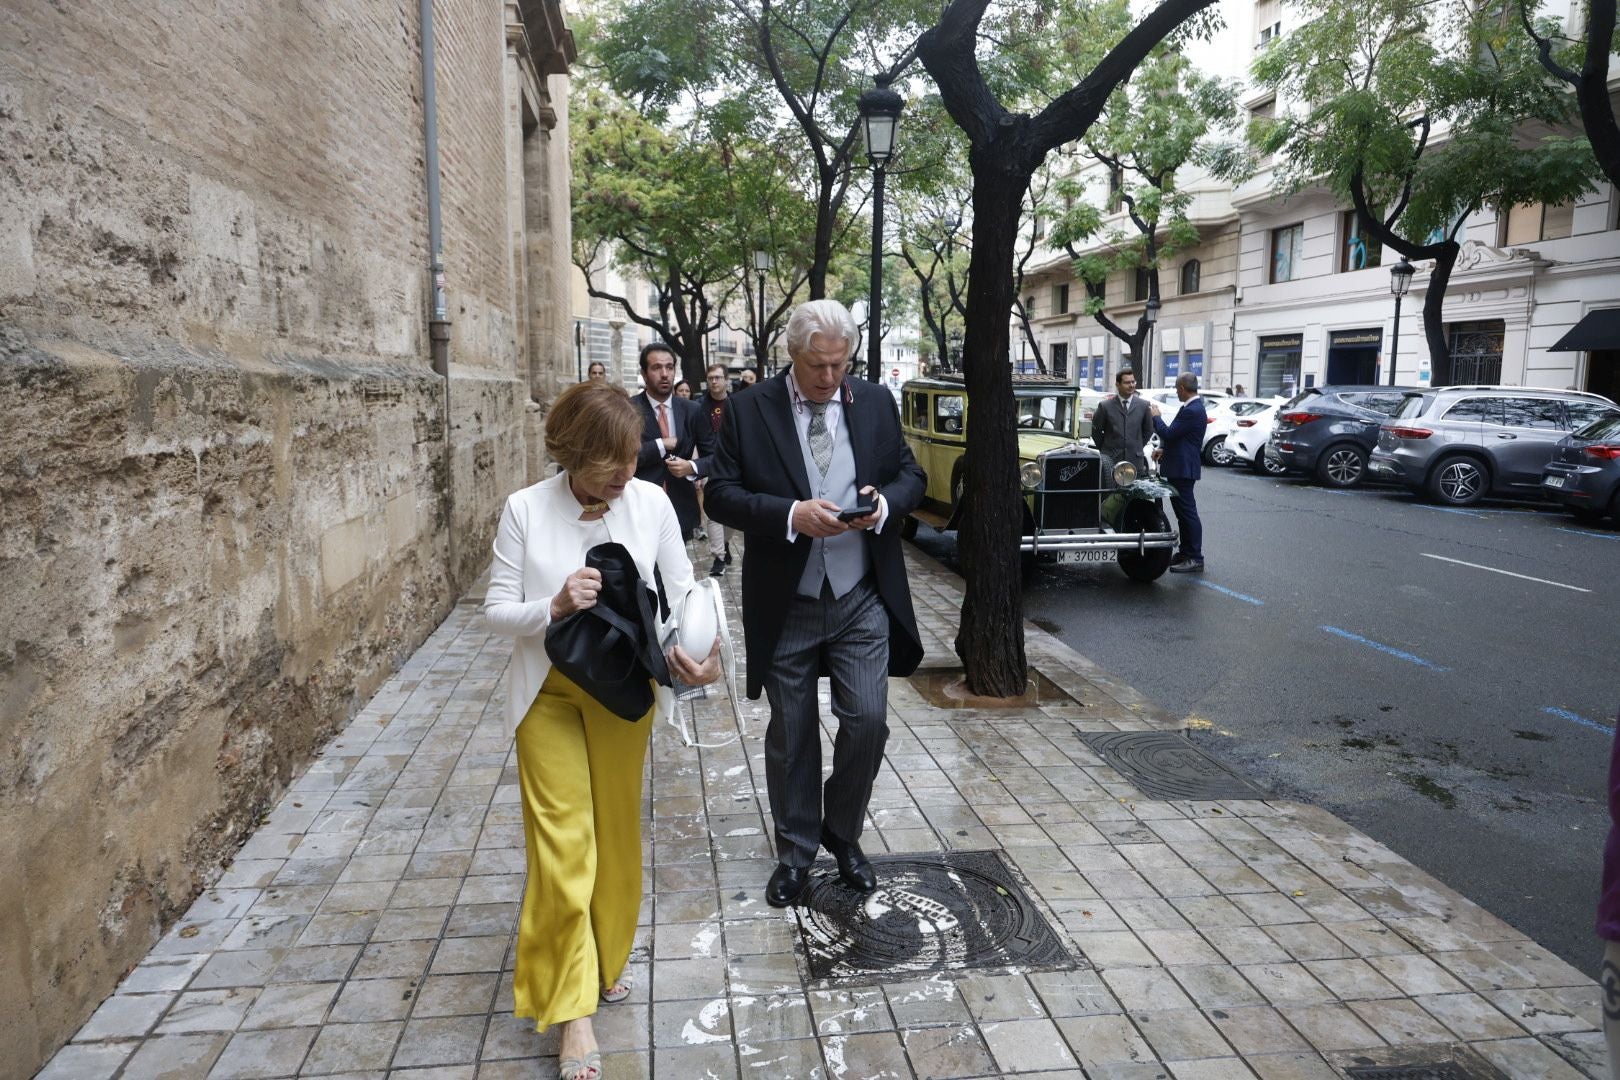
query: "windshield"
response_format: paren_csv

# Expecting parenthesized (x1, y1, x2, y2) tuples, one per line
(1015, 394, 1076, 433)
(1576, 413, 1620, 440)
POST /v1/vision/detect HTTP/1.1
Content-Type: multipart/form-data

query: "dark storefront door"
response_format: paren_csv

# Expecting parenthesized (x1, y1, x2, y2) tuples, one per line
(1587, 350, 1620, 404)
(1326, 346, 1379, 384)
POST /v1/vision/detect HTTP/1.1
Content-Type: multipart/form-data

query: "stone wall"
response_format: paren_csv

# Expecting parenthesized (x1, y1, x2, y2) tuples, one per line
(0, 0, 573, 1070)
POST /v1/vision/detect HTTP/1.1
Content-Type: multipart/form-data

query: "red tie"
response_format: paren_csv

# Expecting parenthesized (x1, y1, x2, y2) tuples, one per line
(658, 402, 672, 439)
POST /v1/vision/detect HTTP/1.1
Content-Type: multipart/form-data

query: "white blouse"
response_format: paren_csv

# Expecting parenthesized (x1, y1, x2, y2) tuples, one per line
(484, 472, 694, 739)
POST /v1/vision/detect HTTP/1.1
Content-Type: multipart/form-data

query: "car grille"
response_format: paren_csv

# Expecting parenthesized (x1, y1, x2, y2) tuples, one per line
(1037, 455, 1102, 530)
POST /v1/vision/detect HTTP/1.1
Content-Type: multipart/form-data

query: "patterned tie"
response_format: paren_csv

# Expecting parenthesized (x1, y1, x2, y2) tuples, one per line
(657, 402, 672, 439)
(808, 401, 832, 476)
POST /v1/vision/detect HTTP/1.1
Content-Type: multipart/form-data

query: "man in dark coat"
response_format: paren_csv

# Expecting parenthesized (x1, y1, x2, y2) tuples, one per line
(631, 342, 715, 538)
(1090, 368, 1155, 479)
(1151, 372, 1207, 572)
(705, 299, 926, 908)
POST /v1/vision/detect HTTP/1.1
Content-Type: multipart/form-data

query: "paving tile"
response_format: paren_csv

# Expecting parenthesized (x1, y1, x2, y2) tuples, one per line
(957, 972, 1044, 1022)
(328, 977, 418, 1023)
(1055, 1013, 1155, 1069)
(728, 992, 815, 1043)
(191, 950, 284, 990)
(121, 956, 210, 994)
(1474, 1037, 1591, 1080)
(391, 1014, 488, 1068)
(652, 1043, 742, 1078)
(1101, 968, 1197, 1012)
(156, 988, 262, 1034)
(1364, 952, 1467, 996)
(429, 935, 507, 975)
(1344, 996, 1456, 1045)
(207, 1026, 317, 1078)
(120, 1033, 230, 1080)
(1275, 1003, 1383, 1053)
(1244, 1051, 1339, 1080)
(411, 973, 499, 1018)
(1132, 1008, 1237, 1061)
(1413, 990, 1527, 1040)
(479, 1012, 545, 1060)
(301, 1021, 404, 1074)
(1029, 968, 1123, 1017)
(76, 992, 176, 1040)
(653, 996, 733, 1048)
(981, 1018, 1081, 1073)
(1168, 1059, 1259, 1079)
(825, 1030, 911, 1078)
(239, 981, 339, 1029)
(1235, 964, 1335, 1007)
(36, 1041, 135, 1080)
(1204, 1005, 1312, 1056)
(808, 987, 893, 1034)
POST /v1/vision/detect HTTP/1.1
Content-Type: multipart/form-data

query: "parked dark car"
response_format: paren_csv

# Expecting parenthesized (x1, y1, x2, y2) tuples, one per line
(1265, 386, 1414, 488)
(1370, 385, 1620, 506)
(1541, 411, 1620, 523)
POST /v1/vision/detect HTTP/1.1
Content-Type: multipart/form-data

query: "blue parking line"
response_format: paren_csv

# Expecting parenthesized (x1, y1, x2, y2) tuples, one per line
(1542, 706, 1615, 734)
(1319, 626, 1451, 672)
(1195, 581, 1264, 605)
(1554, 526, 1620, 542)
(1416, 505, 1483, 518)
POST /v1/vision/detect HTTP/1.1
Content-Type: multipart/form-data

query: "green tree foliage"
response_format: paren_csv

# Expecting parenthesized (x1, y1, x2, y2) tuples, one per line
(1517, 0, 1619, 188)
(1251, 0, 1602, 383)
(1046, 50, 1238, 378)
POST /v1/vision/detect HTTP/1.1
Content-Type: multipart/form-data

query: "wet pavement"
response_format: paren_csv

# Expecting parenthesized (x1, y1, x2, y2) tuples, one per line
(42, 546, 1606, 1079)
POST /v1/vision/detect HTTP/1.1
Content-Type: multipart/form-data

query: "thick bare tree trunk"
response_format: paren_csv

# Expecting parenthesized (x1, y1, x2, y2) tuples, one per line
(1422, 246, 1459, 387)
(954, 148, 1033, 695)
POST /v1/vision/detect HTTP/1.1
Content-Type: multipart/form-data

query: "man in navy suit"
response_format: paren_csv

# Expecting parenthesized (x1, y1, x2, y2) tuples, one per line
(1150, 372, 1207, 573)
(631, 342, 716, 538)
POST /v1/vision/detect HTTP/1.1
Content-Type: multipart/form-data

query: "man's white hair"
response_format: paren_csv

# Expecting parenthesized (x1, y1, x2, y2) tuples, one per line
(785, 300, 859, 361)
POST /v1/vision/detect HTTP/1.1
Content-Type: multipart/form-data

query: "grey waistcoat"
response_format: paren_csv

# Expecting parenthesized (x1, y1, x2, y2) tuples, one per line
(794, 404, 872, 599)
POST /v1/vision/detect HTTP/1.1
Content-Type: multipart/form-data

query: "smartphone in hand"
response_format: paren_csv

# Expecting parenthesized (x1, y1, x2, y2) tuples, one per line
(835, 504, 877, 523)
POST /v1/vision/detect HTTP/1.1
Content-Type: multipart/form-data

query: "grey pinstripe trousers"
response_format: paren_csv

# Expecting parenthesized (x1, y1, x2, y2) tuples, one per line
(763, 578, 890, 868)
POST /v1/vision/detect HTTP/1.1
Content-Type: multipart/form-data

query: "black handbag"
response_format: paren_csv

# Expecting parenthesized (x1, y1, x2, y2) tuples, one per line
(544, 542, 672, 721)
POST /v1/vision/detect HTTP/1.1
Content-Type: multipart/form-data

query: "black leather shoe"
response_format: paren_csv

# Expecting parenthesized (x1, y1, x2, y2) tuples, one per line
(765, 863, 811, 907)
(708, 557, 727, 578)
(820, 827, 877, 893)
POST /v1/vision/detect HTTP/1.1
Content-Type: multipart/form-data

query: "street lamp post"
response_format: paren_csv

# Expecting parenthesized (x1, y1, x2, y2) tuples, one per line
(753, 249, 772, 377)
(1142, 295, 1160, 386)
(858, 75, 903, 383)
(1388, 258, 1414, 386)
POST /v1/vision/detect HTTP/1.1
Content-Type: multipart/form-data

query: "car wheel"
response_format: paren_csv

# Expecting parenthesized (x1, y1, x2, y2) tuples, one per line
(1316, 444, 1368, 488)
(1116, 501, 1174, 582)
(1204, 436, 1233, 467)
(1427, 456, 1489, 506)
(1254, 444, 1287, 475)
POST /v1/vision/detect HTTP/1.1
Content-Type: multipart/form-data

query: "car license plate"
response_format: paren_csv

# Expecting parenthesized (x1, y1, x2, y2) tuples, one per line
(1054, 548, 1118, 565)
(1544, 476, 1565, 488)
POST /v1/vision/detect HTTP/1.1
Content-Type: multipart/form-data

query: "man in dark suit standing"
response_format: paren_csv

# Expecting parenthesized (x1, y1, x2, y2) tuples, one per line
(631, 342, 715, 538)
(705, 300, 926, 908)
(1090, 369, 1155, 479)
(1150, 372, 1207, 573)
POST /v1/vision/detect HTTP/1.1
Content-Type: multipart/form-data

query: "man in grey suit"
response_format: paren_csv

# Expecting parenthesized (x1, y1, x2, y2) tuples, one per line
(1090, 368, 1155, 480)
(705, 300, 926, 907)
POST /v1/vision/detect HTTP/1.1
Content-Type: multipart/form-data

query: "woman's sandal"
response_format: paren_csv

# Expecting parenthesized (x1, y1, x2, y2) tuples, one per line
(558, 1048, 602, 1080)
(599, 979, 631, 1005)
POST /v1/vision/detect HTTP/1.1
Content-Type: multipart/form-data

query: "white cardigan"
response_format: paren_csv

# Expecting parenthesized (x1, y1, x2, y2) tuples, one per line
(484, 472, 694, 740)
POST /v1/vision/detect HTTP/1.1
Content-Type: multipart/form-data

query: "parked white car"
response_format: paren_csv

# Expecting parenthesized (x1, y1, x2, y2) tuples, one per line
(1138, 387, 1233, 463)
(1226, 399, 1289, 474)
(1204, 398, 1277, 465)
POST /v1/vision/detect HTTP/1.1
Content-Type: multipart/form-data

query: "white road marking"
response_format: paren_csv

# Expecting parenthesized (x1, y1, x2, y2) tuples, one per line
(1419, 553, 1591, 593)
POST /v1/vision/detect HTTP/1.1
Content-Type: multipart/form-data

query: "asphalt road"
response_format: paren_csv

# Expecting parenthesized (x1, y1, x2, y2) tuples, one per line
(912, 467, 1620, 976)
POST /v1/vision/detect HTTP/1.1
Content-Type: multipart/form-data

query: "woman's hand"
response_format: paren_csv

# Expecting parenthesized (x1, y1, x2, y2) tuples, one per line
(667, 637, 722, 686)
(550, 567, 603, 621)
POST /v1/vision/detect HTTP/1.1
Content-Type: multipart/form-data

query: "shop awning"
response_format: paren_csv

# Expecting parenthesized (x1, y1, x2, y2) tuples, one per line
(1550, 308, 1620, 352)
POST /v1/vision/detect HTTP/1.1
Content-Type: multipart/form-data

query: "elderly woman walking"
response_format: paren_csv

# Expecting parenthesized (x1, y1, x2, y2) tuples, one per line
(485, 380, 719, 1080)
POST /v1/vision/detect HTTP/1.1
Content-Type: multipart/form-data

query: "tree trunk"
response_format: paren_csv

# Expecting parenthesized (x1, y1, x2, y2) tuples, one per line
(807, 165, 837, 300)
(1576, 0, 1620, 187)
(955, 140, 1033, 697)
(1422, 244, 1459, 387)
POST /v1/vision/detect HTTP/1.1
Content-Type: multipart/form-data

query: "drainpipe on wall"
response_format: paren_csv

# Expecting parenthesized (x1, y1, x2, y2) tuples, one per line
(421, 0, 458, 585)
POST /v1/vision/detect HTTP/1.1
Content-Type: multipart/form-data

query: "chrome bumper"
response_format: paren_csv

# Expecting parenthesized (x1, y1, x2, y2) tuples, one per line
(1019, 530, 1179, 554)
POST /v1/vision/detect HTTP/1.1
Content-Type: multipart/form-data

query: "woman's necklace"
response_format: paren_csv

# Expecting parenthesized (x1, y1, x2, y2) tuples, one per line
(569, 480, 609, 516)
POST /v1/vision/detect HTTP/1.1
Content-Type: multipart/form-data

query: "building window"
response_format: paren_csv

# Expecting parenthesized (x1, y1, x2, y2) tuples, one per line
(1255, 0, 1282, 47)
(1248, 96, 1276, 126)
(1270, 223, 1305, 283)
(1501, 201, 1574, 245)
(1179, 259, 1201, 295)
(1256, 333, 1303, 397)
(1447, 319, 1505, 384)
(1339, 211, 1383, 272)
(1185, 350, 1205, 377)
(1131, 268, 1151, 302)
(1025, 294, 1037, 319)
(1164, 352, 1180, 382)
(1053, 283, 1070, 315)
(1050, 342, 1069, 378)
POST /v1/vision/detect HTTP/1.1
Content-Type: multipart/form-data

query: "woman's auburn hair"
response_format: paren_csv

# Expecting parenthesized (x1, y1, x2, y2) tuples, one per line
(545, 381, 642, 486)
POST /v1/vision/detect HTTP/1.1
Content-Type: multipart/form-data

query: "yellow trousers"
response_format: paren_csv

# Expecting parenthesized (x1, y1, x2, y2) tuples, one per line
(513, 669, 652, 1031)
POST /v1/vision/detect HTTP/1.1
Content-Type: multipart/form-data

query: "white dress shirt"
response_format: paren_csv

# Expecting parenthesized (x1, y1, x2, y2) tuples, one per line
(783, 370, 889, 539)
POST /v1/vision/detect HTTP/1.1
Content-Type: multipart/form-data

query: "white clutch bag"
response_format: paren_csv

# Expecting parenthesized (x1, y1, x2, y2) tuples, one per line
(664, 579, 744, 746)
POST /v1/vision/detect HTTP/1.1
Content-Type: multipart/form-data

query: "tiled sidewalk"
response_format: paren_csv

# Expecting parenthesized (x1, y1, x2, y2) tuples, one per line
(43, 547, 1606, 1079)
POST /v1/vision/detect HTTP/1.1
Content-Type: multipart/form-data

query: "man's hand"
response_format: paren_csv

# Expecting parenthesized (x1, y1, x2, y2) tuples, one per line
(792, 498, 850, 538)
(662, 435, 679, 452)
(667, 639, 722, 685)
(665, 457, 696, 479)
(843, 485, 882, 531)
(550, 567, 602, 620)
(1152, 448, 1164, 462)
(1149, 403, 1162, 417)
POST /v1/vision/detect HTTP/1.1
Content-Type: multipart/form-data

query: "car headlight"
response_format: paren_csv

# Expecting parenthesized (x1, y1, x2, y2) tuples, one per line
(1020, 461, 1042, 490)
(1112, 461, 1138, 486)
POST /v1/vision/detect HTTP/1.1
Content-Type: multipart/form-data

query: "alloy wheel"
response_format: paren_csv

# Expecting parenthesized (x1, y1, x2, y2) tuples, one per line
(1437, 460, 1483, 503)
(1321, 447, 1366, 487)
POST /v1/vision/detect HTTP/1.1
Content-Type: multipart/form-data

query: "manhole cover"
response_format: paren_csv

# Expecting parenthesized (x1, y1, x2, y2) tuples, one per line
(1081, 731, 1268, 801)
(1345, 1065, 1488, 1079)
(793, 850, 1074, 984)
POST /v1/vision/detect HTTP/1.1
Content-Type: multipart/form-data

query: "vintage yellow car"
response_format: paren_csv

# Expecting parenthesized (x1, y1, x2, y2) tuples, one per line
(899, 374, 1179, 580)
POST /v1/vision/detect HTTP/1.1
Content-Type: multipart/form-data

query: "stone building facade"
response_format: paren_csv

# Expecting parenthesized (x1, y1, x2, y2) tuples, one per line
(0, 0, 574, 1071)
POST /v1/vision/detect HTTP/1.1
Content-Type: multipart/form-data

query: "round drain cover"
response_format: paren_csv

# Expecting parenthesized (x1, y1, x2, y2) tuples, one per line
(795, 851, 1071, 983)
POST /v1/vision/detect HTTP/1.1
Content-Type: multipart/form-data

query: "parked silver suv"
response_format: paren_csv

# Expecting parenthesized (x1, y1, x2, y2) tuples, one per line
(1370, 385, 1620, 505)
